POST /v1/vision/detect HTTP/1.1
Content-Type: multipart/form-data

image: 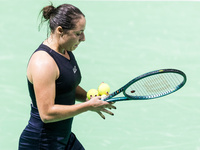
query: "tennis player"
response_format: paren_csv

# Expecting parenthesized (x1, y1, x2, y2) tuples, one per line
(18, 3, 116, 150)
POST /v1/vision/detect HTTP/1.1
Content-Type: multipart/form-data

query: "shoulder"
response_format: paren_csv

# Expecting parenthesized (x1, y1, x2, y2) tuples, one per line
(27, 50, 59, 83)
(29, 50, 57, 70)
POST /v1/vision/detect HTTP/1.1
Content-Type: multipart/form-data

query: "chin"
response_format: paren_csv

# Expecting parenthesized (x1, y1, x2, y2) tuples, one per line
(72, 46, 78, 51)
(68, 48, 76, 52)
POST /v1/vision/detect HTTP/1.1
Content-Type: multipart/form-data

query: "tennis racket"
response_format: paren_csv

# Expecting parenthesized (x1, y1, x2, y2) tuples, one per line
(102, 69, 187, 102)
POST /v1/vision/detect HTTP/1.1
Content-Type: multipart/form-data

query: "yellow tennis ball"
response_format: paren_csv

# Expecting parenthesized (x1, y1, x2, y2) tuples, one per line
(98, 82, 110, 96)
(87, 89, 99, 100)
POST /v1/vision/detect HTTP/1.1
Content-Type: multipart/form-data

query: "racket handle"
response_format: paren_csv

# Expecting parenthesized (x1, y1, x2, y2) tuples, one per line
(104, 97, 128, 102)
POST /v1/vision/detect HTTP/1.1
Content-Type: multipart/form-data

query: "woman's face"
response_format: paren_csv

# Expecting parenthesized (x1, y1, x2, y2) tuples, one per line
(60, 16, 86, 52)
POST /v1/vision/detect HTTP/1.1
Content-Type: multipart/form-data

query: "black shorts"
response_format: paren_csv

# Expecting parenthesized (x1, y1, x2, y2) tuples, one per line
(19, 131, 85, 150)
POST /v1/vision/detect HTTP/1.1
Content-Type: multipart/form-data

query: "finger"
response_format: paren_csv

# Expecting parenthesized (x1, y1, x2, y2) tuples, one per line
(111, 105, 117, 109)
(97, 111, 105, 120)
(96, 96, 102, 99)
(106, 104, 117, 110)
(102, 109, 114, 116)
(109, 102, 115, 104)
(90, 96, 101, 101)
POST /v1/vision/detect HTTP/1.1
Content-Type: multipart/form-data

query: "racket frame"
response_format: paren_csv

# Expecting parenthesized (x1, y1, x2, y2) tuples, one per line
(103, 69, 187, 102)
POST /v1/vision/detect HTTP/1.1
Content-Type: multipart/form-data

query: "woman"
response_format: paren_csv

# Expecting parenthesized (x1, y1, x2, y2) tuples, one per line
(19, 3, 116, 150)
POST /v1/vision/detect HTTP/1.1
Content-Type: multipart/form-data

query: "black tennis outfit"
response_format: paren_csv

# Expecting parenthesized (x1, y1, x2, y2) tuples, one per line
(19, 44, 85, 150)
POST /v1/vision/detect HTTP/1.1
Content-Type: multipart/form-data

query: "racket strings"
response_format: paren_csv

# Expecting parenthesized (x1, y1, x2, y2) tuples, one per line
(126, 73, 184, 98)
(144, 75, 170, 93)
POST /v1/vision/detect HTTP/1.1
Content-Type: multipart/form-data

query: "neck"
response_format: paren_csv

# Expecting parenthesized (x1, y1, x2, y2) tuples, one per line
(43, 35, 65, 54)
(43, 38, 70, 60)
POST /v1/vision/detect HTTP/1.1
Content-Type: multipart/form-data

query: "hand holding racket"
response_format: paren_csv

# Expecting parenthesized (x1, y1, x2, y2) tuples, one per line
(102, 69, 187, 102)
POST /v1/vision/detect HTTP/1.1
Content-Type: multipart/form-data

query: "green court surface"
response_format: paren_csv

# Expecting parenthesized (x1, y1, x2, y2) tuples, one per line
(0, 0, 200, 150)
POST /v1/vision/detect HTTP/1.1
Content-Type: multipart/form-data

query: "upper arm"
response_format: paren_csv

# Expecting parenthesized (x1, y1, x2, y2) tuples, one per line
(27, 51, 59, 118)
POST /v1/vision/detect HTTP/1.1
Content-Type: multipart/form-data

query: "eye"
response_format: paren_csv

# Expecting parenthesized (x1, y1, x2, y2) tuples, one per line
(76, 32, 82, 36)
(75, 31, 84, 37)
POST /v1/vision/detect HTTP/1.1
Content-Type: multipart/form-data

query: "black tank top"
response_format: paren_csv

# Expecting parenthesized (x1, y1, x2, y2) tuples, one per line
(27, 44, 81, 142)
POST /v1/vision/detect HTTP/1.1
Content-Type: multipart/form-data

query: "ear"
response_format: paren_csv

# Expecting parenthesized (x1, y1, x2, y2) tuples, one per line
(56, 26, 64, 36)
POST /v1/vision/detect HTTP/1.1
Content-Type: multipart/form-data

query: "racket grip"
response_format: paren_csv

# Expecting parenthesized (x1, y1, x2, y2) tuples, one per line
(104, 97, 128, 102)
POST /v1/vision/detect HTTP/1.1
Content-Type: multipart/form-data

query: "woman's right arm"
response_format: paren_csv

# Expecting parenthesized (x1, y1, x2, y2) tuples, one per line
(27, 51, 115, 123)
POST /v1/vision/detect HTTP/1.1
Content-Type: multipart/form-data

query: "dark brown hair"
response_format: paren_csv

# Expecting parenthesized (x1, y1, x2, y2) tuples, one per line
(39, 3, 85, 33)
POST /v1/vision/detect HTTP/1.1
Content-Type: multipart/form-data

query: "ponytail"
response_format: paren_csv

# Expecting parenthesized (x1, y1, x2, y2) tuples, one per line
(42, 5, 55, 20)
(39, 3, 85, 33)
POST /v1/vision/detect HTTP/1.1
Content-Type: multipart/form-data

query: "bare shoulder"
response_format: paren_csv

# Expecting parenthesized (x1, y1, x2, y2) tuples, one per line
(29, 50, 54, 66)
(27, 50, 59, 83)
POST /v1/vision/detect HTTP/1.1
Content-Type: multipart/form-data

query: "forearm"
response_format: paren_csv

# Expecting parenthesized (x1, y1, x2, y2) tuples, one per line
(75, 85, 87, 102)
(39, 96, 115, 123)
(39, 86, 87, 123)
(41, 102, 90, 123)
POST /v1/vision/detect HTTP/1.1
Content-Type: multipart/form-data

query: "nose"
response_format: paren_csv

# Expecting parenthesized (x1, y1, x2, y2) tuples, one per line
(80, 32, 85, 42)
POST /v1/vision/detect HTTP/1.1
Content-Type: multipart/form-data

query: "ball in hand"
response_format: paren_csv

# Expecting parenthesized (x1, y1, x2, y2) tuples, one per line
(87, 89, 99, 100)
(101, 94, 107, 100)
(98, 82, 110, 96)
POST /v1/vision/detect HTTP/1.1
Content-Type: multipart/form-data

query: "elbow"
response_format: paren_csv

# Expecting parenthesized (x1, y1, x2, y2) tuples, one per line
(40, 114, 53, 123)
(38, 106, 63, 123)
(41, 118, 50, 124)
(39, 107, 57, 123)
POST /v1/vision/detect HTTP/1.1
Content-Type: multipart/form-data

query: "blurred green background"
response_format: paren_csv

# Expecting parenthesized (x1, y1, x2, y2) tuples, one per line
(0, 0, 200, 150)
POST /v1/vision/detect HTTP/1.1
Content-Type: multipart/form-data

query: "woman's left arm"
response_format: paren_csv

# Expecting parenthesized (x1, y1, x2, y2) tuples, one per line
(75, 86, 87, 102)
